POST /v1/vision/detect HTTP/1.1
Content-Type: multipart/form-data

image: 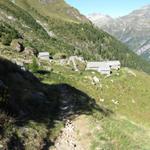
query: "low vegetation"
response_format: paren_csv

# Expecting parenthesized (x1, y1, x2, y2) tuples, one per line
(0, 0, 150, 149)
(0, 22, 19, 45)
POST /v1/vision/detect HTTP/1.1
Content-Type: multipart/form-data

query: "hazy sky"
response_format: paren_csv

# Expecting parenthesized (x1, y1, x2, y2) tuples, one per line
(65, 0, 150, 17)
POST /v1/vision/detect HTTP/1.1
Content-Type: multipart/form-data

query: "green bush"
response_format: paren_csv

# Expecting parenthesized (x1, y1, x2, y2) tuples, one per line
(1, 34, 12, 45)
(0, 22, 19, 45)
(30, 57, 39, 72)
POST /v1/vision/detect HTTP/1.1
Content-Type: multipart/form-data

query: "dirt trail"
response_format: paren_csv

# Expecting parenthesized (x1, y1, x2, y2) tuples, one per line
(52, 115, 92, 150)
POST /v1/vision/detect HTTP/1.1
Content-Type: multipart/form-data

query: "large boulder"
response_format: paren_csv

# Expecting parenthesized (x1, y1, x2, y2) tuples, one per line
(24, 47, 38, 57)
(10, 39, 24, 52)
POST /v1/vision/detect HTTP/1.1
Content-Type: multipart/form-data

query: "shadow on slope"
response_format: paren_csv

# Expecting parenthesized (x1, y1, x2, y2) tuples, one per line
(0, 58, 112, 149)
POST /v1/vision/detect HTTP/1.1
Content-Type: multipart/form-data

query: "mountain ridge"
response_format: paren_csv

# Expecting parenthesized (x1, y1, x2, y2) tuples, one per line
(14, 0, 90, 23)
(88, 4, 150, 61)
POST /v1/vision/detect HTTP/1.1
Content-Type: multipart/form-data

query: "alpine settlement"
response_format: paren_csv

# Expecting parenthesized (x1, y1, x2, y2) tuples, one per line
(37, 51, 121, 75)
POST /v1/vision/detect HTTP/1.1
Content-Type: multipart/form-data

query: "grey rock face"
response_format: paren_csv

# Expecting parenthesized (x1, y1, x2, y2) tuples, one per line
(88, 5, 150, 61)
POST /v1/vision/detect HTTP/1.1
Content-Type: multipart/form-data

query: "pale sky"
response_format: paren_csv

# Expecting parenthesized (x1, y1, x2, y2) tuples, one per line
(65, 0, 150, 17)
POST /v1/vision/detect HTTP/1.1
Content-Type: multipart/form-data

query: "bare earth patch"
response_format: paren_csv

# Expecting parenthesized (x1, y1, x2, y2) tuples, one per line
(52, 115, 92, 150)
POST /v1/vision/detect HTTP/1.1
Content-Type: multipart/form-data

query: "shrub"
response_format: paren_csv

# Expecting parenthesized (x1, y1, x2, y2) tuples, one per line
(30, 57, 39, 72)
(1, 34, 12, 46)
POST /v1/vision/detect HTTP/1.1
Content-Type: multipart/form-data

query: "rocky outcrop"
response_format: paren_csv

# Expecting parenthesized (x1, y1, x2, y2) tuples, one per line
(10, 39, 24, 52)
(24, 47, 38, 56)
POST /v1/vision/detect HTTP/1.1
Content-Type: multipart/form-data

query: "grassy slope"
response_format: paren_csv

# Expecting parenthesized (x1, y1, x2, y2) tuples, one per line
(38, 63, 150, 127)
(34, 62, 150, 149)
(15, 0, 89, 23)
(90, 115, 150, 150)
(0, 57, 149, 149)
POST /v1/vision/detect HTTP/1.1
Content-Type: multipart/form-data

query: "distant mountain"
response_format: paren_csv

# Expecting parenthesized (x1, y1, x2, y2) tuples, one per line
(88, 5, 150, 61)
(87, 13, 113, 26)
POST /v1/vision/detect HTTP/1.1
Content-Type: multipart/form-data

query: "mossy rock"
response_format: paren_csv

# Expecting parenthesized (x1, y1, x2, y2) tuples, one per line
(53, 53, 67, 59)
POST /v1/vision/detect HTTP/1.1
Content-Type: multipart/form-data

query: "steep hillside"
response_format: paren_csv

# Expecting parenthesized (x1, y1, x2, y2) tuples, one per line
(14, 0, 90, 23)
(0, 0, 150, 73)
(0, 57, 150, 149)
(37, 61, 150, 149)
(88, 5, 150, 61)
(0, 58, 101, 149)
(41, 63, 150, 127)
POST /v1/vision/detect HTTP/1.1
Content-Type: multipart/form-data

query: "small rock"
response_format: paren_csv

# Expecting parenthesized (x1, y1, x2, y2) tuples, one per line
(100, 98, 104, 102)
(132, 99, 135, 103)
(112, 99, 119, 105)
(93, 76, 100, 84)
(111, 79, 114, 83)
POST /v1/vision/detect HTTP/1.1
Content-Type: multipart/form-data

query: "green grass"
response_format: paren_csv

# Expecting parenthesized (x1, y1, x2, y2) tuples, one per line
(90, 115, 150, 150)
(15, 0, 88, 23)
(37, 63, 150, 127)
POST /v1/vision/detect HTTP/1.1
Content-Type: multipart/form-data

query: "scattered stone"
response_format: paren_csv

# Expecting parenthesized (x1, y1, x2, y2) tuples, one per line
(111, 79, 114, 83)
(93, 76, 100, 84)
(100, 98, 104, 102)
(112, 99, 119, 105)
(7, 15, 15, 21)
(132, 99, 135, 103)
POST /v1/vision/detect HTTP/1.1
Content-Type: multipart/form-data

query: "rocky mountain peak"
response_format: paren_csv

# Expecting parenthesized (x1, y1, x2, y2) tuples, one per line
(141, 4, 150, 10)
(88, 5, 150, 61)
(87, 13, 113, 26)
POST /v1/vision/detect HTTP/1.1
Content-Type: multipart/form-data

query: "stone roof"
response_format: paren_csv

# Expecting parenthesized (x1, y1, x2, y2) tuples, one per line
(38, 52, 49, 57)
(87, 62, 107, 68)
(87, 61, 120, 68)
